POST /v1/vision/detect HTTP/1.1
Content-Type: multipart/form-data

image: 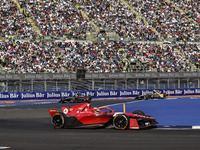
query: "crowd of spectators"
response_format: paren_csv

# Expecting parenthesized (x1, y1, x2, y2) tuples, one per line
(0, 0, 200, 74)
(178, 43, 200, 68)
(23, 0, 93, 40)
(126, 0, 199, 42)
(77, 0, 160, 41)
(171, 0, 200, 25)
(0, 0, 37, 40)
(1, 0, 199, 42)
(0, 40, 196, 73)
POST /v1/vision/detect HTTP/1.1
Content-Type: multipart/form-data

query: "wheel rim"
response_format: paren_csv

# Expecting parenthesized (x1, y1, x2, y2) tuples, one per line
(52, 113, 64, 128)
(113, 115, 128, 130)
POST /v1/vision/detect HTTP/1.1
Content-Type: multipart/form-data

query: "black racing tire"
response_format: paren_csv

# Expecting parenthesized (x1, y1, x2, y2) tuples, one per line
(132, 110, 145, 116)
(51, 112, 65, 129)
(113, 114, 129, 130)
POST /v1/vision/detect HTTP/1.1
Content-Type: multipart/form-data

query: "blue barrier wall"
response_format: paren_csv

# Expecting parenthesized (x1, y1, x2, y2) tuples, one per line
(0, 88, 200, 100)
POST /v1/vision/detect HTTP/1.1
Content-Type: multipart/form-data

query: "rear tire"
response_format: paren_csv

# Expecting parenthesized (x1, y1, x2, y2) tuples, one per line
(132, 110, 145, 116)
(113, 114, 129, 130)
(51, 112, 65, 128)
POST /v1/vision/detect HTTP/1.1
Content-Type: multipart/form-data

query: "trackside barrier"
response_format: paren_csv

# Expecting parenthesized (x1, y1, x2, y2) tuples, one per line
(0, 88, 200, 100)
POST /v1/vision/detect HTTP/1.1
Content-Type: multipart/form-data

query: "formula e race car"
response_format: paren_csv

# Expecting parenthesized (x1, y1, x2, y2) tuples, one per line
(59, 94, 92, 103)
(48, 103, 158, 130)
(135, 90, 166, 100)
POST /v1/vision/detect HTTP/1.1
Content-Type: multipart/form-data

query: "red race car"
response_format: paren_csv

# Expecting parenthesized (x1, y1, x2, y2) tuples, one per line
(48, 103, 158, 130)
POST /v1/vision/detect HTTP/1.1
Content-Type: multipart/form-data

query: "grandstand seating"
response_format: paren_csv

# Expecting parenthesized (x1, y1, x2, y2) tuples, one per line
(0, 0, 37, 40)
(0, 0, 199, 73)
(77, 0, 160, 41)
(0, 41, 198, 73)
(125, 0, 199, 42)
(24, 0, 93, 40)
(170, 0, 199, 26)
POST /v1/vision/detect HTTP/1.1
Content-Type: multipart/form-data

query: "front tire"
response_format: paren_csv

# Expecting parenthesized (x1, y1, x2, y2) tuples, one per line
(51, 112, 65, 128)
(113, 114, 129, 130)
(132, 110, 145, 116)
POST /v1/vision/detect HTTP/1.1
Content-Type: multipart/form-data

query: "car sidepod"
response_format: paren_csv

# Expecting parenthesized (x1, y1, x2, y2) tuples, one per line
(51, 113, 83, 128)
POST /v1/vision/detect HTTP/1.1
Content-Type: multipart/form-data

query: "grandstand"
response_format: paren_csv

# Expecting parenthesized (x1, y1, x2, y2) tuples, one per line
(0, 0, 199, 92)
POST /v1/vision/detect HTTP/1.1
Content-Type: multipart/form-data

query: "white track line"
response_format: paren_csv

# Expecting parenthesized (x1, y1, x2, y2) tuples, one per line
(192, 126, 200, 129)
(0, 147, 10, 149)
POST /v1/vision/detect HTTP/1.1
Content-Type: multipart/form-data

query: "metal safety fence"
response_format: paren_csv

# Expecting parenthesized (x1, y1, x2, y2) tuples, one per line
(0, 72, 199, 92)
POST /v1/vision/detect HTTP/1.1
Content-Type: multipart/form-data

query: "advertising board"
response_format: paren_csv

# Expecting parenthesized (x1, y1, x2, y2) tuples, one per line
(1, 88, 200, 100)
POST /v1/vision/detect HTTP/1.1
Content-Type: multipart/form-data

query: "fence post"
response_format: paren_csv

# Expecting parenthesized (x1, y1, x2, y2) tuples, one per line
(125, 79, 127, 89)
(92, 79, 94, 90)
(68, 79, 71, 91)
(115, 79, 117, 90)
(167, 78, 170, 89)
(31, 79, 33, 92)
(5, 81, 8, 92)
(19, 80, 22, 92)
(56, 80, 58, 91)
(44, 79, 47, 91)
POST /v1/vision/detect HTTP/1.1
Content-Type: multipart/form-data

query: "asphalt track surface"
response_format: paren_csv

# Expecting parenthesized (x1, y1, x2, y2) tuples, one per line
(1, 99, 200, 150)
